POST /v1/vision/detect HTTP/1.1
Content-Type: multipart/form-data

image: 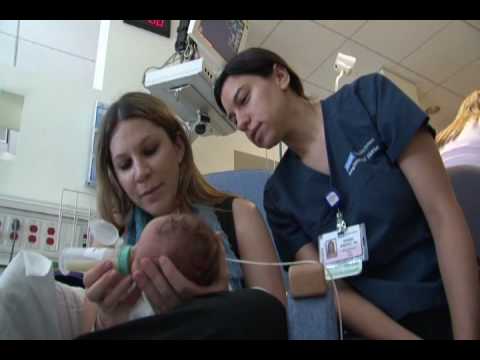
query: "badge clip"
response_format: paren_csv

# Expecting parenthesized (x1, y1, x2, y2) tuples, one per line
(336, 210, 347, 236)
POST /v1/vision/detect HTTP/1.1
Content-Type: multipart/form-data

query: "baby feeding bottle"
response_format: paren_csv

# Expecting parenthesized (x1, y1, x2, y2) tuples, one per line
(59, 219, 134, 275)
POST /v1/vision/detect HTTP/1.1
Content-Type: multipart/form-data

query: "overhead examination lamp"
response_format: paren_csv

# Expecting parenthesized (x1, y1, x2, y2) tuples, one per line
(143, 21, 293, 171)
(143, 20, 249, 142)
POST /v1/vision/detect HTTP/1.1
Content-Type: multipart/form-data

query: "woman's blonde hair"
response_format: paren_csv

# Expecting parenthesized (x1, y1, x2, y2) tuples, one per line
(436, 90, 480, 148)
(96, 92, 230, 231)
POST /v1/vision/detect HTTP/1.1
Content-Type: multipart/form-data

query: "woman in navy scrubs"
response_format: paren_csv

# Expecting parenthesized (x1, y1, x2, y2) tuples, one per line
(214, 48, 480, 339)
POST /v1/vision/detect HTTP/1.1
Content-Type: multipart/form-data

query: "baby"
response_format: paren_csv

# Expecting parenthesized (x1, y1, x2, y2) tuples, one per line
(80, 213, 222, 332)
(125, 213, 222, 320)
(131, 213, 221, 286)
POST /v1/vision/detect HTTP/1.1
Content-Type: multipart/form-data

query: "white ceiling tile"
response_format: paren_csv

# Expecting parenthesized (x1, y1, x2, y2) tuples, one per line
(380, 63, 436, 98)
(302, 80, 332, 99)
(466, 20, 480, 30)
(353, 20, 451, 62)
(246, 20, 280, 47)
(402, 21, 480, 84)
(0, 33, 15, 67)
(308, 41, 394, 92)
(19, 20, 101, 61)
(306, 57, 338, 91)
(262, 20, 345, 79)
(442, 60, 480, 97)
(0, 21, 19, 36)
(314, 20, 366, 37)
(420, 86, 463, 131)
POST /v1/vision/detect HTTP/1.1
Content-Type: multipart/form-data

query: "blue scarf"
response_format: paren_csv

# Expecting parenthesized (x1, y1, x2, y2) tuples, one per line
(126, 207, 153, 245)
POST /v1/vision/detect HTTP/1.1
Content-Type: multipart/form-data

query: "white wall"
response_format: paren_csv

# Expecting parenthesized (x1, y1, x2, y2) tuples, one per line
(0, 20, 101, 207)
(0, 64, 98, 206)
(193, 132, 280, 174)
(0, 20, 280, 207)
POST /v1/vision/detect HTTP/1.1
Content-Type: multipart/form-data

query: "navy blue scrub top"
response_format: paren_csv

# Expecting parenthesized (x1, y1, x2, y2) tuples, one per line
(264, 73, 447, 320)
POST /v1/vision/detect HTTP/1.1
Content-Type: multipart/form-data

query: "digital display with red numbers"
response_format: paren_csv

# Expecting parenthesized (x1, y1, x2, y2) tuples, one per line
(124, 20, 171, 38)
(146, 20, 166, 28)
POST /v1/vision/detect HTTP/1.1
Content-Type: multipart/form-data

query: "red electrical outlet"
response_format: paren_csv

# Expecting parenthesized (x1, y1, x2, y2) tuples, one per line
(42, 222, 59, 252)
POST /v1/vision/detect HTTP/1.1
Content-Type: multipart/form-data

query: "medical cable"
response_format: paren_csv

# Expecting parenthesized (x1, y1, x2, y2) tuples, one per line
(142, 37, 198, 90)
(225, 257, 343, 340)
(8, 232, 17, 264)
(7, 219, 20, 264)
(142, 52, 180, 89)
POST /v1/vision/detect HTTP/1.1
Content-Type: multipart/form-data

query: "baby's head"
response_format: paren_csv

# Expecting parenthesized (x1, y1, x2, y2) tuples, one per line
(132, 213, 220, 286)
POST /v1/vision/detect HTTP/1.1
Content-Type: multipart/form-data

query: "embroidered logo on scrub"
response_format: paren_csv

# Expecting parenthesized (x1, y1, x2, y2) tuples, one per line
(344, 137, 380, 176)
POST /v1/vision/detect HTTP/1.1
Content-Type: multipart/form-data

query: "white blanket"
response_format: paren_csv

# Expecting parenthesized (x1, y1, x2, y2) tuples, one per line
(0, 251, 85, 340)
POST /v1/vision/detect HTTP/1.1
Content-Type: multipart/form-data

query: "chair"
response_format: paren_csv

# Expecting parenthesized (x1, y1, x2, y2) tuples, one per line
(206, 169, 338, 340)
(446, 165, 480, 257)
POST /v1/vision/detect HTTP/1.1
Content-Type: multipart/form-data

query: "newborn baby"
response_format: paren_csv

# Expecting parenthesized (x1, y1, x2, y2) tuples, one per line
(126, 213, 222, 320)
(131, 213, 221, 286)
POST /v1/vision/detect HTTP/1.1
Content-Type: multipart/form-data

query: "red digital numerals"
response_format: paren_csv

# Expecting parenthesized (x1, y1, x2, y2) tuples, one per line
(146, 20, 166, 28)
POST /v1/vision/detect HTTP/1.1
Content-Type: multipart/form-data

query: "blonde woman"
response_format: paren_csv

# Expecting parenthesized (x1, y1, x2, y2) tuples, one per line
(437, 90, 480, 168)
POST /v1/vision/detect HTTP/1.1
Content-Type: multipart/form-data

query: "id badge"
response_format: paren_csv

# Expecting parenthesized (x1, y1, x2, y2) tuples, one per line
(318, 223, 368, 280)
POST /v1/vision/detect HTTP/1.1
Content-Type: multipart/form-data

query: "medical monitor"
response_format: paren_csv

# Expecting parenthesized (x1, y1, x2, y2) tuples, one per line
(188, 20, 249, 74)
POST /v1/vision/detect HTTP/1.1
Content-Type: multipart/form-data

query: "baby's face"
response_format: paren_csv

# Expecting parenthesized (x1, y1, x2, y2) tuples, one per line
(131, 216, 170, 274)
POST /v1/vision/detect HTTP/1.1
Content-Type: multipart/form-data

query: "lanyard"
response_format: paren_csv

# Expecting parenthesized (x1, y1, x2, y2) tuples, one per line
(322, 124, 347, 236)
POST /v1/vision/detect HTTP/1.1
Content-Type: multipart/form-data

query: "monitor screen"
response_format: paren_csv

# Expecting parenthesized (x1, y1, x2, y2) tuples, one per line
(188, 20, 248, 71)
(197, 20, 246, 62)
